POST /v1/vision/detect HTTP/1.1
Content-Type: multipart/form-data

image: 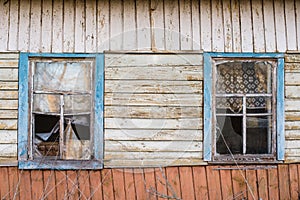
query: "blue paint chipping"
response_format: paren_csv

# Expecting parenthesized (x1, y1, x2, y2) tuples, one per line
(18, 53, 104, 169)
(203, 52, 285, 162)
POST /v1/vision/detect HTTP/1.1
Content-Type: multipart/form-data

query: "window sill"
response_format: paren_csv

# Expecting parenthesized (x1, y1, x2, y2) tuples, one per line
(19, 159, 103, 170)
(210, 154, 282, 164)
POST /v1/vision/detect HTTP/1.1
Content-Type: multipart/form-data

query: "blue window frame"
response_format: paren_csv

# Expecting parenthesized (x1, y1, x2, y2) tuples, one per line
(18, 53, 104, 169)
(203, 53, 284, 163)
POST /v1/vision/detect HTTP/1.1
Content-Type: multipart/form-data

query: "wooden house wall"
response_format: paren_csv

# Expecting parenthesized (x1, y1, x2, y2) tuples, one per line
(1, 164, 300, 200)
(0, 0, 300, 166)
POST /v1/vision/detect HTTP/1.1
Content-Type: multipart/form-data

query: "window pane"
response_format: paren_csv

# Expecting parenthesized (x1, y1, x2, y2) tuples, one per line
(63, 115, 91, 160)
(216, 97, 243, 114)
(246, 116, 272, 154)
(64, 95, 91, 113)
(216, 116, 243, 154)
(34, 61, 92, 92)
(216, 61, 272, 94)
(247, 97, 272, 114)
(33, 94, 60, 113)
(34, 114, 60, 158)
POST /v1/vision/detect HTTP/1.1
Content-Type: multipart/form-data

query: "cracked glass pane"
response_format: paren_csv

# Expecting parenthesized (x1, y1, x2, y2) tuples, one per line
(34, 61, 92, 92)
(33, 94, 60, 113)
(64, 95, 91, 113)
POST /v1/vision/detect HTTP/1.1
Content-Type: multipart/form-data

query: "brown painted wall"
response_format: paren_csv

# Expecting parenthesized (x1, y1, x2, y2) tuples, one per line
(1, 164, 298, 200)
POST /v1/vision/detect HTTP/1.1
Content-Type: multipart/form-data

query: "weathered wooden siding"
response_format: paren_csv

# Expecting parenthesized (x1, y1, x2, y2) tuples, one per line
(104, 53, 203, 167)
(0, 0, 299, 52)
(285, 53, 300, 162)
(1, 164, 300, 200)
(0, 53, 18, 165)
(0, 0, 300, 166)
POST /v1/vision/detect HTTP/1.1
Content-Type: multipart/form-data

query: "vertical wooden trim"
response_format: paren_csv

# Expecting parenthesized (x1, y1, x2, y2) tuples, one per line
(179, 167, 195, 199)
(245, 169, 259, 200)
(256, 168, 268, 200)
(192, 166, 209, 199)
(277, 57, 285, 160)
(52, 0, 63, 52)
(94, 54, 104, 165)
(43, 170, 57, 199)
(133, 169, 147, 199)
(63, 0, 75, 52)
(18, 0, 30, 51)
(89, 171, 103, 200)
(110, 0, 123, 50)
(200, 0, 212, 51)
(231, 0, 241, 52)
(164, 0, 180, 50)
(19, 170, 33, 200)
(136, 0, 151, 50)
(284, 0, 297, 51)
(206, 166, 222, 199)
(219, 167, 233, 199)
(278, 165, 291, 199)
(78, 171, 91, 199)
(191, 0, 200, 50)
(55, 171, 68, 199)
(74, 0, 86, 52)
(41, 0, 53, 52)
(296, 1, 300, 51)
(0, 0, 10, 51)
(85, 0, 97, 52)
(112, 169, 126, 200)
(179, 0, 193, 50)
(8, 0, 20, 51)
(267, 166, 279, 199)
(223, 0, 233, 52)
(211, 0, 224, 52)
(252, 0, 265, 52)
(97, 0, 110, 52)
(240, 0, 253, 52)
(29, 0, 42, 52)
(123, 169, 136, 200)
(263, 0, 276, 52)
(274, 0, 287, 52)
(203, 53, 212, 161)
(18, 52, 29, 162)
(101, 169, 114, 200)
(31, 170, 44, 199)
(289, 164, 299, 199)
(165, 167, 182, 199)
(150, 0, 165, 50)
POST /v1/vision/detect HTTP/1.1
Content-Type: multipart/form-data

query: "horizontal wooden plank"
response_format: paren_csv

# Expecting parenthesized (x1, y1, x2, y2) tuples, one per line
(0, 82, 18, 90)
(285, 63, 300, 72)
(285, 130, 300, 140)
(0, 120, 18, 130)
(105, 140, 202, 152)
(105, 129, 202, 141)
(285, 54, 300, 63)
(0, 69, 18, 81)
(284, 157, 300, 163)
(105, 54, 202, 67)
(285, 73, 300, 85)
(0, 60, 18, 68)
(0, 100, 18, 109)
(104, 158, 205, 167)
(285, 99, 300, 112)
(0, 144, 17, 156)
(0, 91, 18, 99)
(104, 151, 202, 160)
(104, 106, 202, 118)
(285, 112, 300, 121)
(285, 121, 300, 130)
(105, 93, 202, 106)
(285, 86, 300, 98)
(0, 53, 19, 60)
(0, 157, 18, 166)
(105, 66, 203, 81)
(105, 80, 202, 94)
(285, 140, 300, 149)
(0, 130, 17, 143)
(285, 148, 300, 156)
(105, 118, 202, 129)
(0, 110, 18, 119)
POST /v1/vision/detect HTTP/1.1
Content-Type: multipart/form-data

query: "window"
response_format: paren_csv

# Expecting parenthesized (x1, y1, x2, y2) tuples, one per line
(18, 53, 104, 169)
(203, 53, 284, 163)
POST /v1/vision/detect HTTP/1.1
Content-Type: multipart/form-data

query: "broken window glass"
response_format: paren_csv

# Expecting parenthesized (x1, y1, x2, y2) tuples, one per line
(32, 59, 94, 161)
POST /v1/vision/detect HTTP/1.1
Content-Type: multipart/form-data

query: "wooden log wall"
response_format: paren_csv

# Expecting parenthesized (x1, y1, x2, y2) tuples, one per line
(1, 164, 300, 200)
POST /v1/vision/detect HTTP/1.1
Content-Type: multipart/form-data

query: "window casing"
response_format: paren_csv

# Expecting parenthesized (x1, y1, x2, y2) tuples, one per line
(18, 53, 104, 169)
(203, 53, 284, 163)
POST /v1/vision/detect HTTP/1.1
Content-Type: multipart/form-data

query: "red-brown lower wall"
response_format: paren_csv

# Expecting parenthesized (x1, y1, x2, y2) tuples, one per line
(0, 164, 298, 200)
